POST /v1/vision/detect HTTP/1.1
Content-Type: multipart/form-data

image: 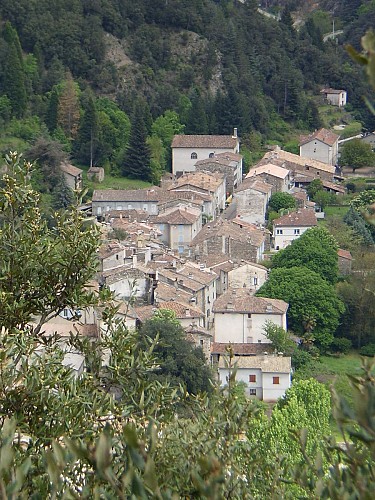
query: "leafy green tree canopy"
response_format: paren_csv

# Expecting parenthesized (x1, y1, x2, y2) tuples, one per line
(340, 138, 375, 171)
(139, 309, 214, 395)
(271, 226, 339, 284)
(268, 192, 297, 212)
(257, 266, 344, 350)
(0, 151, 98, 334)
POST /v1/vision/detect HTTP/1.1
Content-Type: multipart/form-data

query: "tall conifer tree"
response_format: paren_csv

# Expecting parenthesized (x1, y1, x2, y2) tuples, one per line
(122, 103, 152, 181)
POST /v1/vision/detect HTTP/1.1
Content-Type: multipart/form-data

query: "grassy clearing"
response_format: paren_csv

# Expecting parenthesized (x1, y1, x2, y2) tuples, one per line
(79, 165, 152, 193)
(294, 352, 365, 437)
(323, 205, 350, 217)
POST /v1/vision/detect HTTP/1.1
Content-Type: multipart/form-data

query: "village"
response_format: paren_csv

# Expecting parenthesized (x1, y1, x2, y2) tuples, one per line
(52, 116, 358, 403)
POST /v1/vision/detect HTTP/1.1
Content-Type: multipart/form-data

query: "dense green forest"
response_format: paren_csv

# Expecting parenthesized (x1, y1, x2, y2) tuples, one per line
(0, 0, 375, 186)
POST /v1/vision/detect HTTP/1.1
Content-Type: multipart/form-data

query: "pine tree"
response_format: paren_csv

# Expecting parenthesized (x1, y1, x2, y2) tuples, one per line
(122, 103, 152, 181)
(2, 24, 27, 118)
(45, 87, 59, 133)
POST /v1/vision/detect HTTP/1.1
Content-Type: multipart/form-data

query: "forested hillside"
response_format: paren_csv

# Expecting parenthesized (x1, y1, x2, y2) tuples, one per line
(0, 0, 374, 184)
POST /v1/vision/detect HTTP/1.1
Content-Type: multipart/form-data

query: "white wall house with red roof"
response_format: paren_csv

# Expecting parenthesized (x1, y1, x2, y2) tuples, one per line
(299, 128, 340, 166)
(212, 288, 288, 344)
(273, 209, 317, 251)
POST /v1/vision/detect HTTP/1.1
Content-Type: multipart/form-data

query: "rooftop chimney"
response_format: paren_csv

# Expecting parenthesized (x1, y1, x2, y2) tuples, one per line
(233, 127, 238, 138)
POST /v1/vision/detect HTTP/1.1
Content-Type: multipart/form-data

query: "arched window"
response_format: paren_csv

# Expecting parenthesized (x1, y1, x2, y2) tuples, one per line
(191, 152, 197, 159)
(209, 152, 215, 158)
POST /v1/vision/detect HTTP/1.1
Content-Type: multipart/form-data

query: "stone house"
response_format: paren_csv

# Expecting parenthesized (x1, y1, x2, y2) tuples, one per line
(217, 354, 291, 401)
(273, 209, 317, 251)
(185, 323, 212, 361)
(256, 148, 337, 182)
(191, 218, 267, 263)
(360, 131, 375, 151)
(212, 288, 288, 344)
(60, 162, 83, 190)
(157, 264, 218, 329)
(228, 262, 268, 293)
(320, 88, 347, 107)
(195, 151, 243, 195)
(153, 206, 202, 255)
(337, 248, 353, 275)
(246, 163, 292, 192)
(171, 129, 240, 175)
(87, 166, 105, 182)
(92, 187, 162, 217)
(167, 171, 226, 219)
(100, 265, 157, 304)
(299, 128, 340, 166)
(157, 301, 205, 328)
(233, 177, 273, 225)
(98, 241, 126, 272)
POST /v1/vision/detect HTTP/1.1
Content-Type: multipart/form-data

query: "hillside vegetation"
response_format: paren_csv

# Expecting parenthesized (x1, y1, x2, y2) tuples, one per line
(0, 0, 374, 194)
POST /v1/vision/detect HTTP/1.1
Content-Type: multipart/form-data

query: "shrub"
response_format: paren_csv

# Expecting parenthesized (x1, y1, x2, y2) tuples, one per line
(359, 344, 375, 357)
(331, 338, 352, 354)
(291, 349, 314, 370)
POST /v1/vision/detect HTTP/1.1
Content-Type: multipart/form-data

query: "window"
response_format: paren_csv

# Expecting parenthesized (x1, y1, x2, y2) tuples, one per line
(294, 229, 300, 235)
(254, 277, 258, 286)
(191, 152, 197, 159)
(247, 313, 252, 318)
(276, 229, 283, 235)
(116, 254, 119, 260)
(305, 166, 310, 171)
(249, 389, 256, 396)
(317, 171, 320, 175)
(249, 374, 256, 383)
(273, 376, 280, 385)
(200, 339, 204, 346)
(209, 152, 214, 158)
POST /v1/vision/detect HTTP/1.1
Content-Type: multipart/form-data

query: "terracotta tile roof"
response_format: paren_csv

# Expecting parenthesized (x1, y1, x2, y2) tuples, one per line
(322, 180, 346, 193)
(168, 171, 225, 192)
(337, 249, 353, 260)
(60, 162, 83, 177)
(218, 355, 291, 373)
(195, 152, 242, 168)
(99, 241, 125, 259)
(246, 163, 290, 180)
(134, 305, 156, 323)
(213, 288, 288, 314)
(235, 177, 273, 194)
(299, 128, 339, 147)
(158, 268, 206, 293)
(155, 282, 194, 303)
(191, 219, 266, 248)
(171, 134, 238, 149)
(273, 209, 317, 228)
(212, 342, 267, 355)
(177, 263, 218, 285)
(154, 208, 200, 225)
(259, 149, 336, 175)
(185, 324, 212, 338)
(158, 301, 204, 318)
(33, 322, 99, 338)
(92, 187, 162, 202)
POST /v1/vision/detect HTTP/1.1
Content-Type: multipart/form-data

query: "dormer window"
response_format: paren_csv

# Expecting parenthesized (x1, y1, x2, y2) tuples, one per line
(191, 152, 197, 159)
